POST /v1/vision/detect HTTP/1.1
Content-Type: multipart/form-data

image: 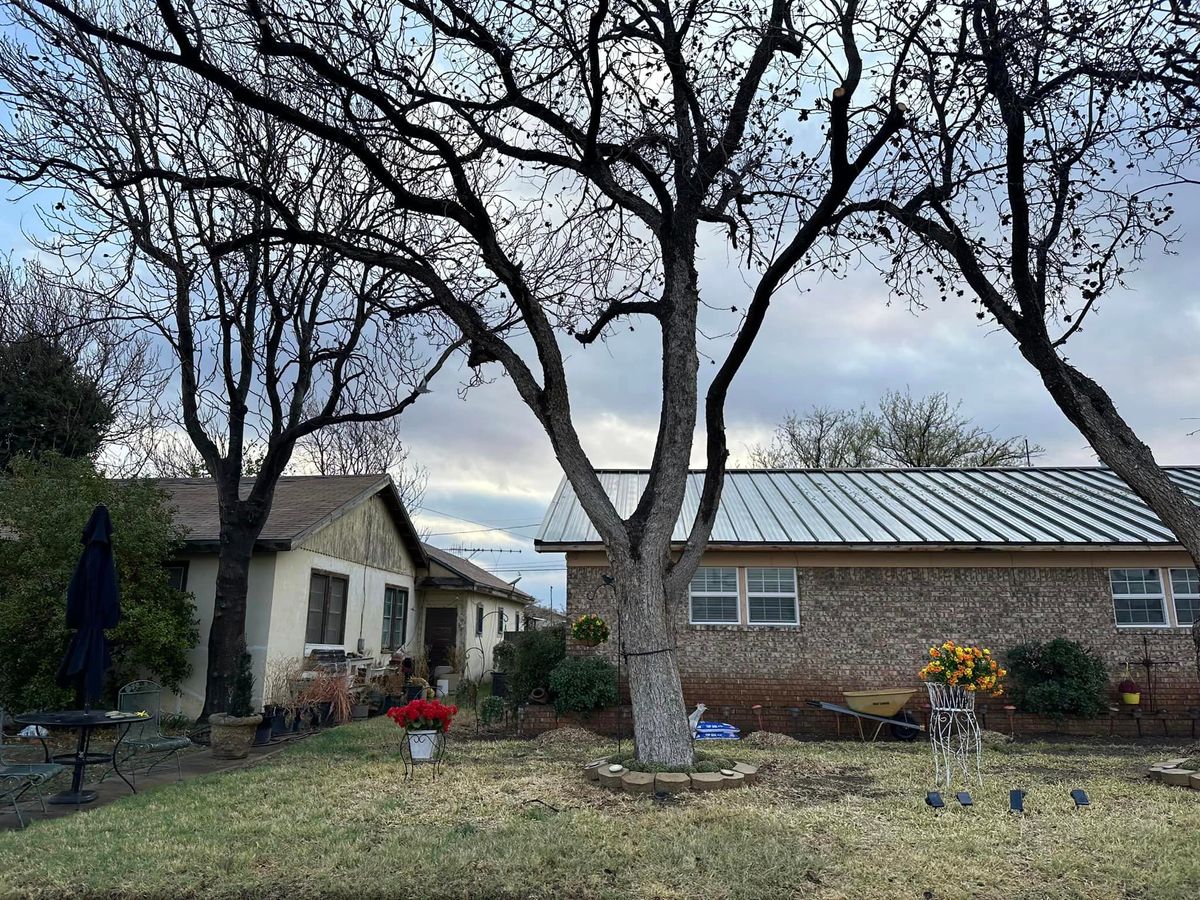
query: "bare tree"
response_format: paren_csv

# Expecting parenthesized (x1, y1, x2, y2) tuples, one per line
(833, 4, 1200, 623)
(0, 22, 463, 715)
(748, 405, 877, 468)
(0, 260, 168, 472)
(6, 0, 935, 764)
(749, 389, 1039, 468)
(294, 411, 429, 508)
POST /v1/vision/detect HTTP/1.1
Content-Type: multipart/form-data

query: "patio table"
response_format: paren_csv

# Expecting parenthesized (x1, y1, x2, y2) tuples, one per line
(13, 710, 143, 805)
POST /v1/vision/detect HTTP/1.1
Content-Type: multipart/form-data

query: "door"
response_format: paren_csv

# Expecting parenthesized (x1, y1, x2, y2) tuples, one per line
(423, 607, 458, 670)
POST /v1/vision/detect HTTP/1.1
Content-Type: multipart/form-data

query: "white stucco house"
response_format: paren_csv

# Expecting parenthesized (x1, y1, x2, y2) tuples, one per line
(157, 475, 532, 718)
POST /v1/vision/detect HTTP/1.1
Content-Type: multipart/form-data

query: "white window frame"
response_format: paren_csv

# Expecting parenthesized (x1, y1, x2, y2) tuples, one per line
(1168, 568, 1200, 629)
(689, 567, 740, 625)
(1109, 568, 1169, 628)
(746, 567, 800, 626)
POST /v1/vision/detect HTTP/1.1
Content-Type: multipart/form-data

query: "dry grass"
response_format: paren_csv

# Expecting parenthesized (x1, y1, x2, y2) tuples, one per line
(1, 719, 1198, 899)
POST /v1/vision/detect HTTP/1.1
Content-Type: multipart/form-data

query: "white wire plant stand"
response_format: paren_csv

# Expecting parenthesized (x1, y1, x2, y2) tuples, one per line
(926, 683, 983, 790)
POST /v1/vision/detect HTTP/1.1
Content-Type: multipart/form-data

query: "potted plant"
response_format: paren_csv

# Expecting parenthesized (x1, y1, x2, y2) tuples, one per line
(209, 649, 263, 760)
(571, 614, 610, 648)
(405, 676, 430, 701)
(386, 698, 457, 760)
(918, 640, 1007, 710)
(1119, 677, 1141, 706)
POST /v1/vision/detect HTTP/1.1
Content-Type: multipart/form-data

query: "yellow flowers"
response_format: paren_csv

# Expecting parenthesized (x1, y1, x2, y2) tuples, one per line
(918, 640, 1006, 697)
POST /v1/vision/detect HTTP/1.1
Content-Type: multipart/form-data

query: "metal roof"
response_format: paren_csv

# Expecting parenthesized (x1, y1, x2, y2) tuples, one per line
(534, 468, 1200, 549)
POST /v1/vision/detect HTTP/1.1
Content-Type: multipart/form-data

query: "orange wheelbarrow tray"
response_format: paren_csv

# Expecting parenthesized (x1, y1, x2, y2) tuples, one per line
(807, 688, 925, 742)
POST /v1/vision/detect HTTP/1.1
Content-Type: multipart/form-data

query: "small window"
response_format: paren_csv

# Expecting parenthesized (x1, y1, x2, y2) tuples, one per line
(476, 604, 484, 636)
(381, 586, 408, 651)
(747, 567, 798, 625)
(165, 562, 189, 592)
(497, 607, 506, 635)
(306, 572, 348, 644)
(1109, 569, 1166, 626)
(690, 567, 739, 624)
(515, 612, 521, 632)
(1169, 569, 1200, 627)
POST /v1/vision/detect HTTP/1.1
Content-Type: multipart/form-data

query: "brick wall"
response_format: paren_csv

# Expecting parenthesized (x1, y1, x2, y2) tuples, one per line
(564, 557, 1200, 737)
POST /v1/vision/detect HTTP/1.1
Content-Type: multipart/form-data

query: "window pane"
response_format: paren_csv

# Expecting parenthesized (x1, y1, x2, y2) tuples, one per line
(323, 577, 347, 643)
(165, 563, 188, 592)
(396, 589, 408, 647)
(690, 594, 738, 623)
(747, 568, 795, 594)
(749, 596, 798, 624)
(1175, 596, 1200, 627)
(1170, 568, 1200, 596)
(1113, 596, 1166, 625)
(691, 568, 737, 594)
(498, 609, 505, 635)
(476, 605, 484, 635)
(306, 574, 328, 643)
(1109, 568, 1162, 596)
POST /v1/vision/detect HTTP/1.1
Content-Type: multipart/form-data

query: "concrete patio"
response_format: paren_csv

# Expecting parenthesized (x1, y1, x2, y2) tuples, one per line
(2, 736, 304, 831)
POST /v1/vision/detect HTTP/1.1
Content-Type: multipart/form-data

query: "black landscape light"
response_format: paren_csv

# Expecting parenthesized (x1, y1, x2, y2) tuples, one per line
(925, 791, 945, 810)
(1009, 789, 1026, 814)
(956, 791, 973, 807)
(1070, 789, 1090, 809)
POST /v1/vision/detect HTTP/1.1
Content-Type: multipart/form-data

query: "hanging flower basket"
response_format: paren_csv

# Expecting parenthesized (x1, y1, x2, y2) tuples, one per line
(571, 614, 610, 647)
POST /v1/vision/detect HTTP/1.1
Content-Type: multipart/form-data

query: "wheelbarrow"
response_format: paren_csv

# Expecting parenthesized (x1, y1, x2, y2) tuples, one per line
(807, 688, 923, 742)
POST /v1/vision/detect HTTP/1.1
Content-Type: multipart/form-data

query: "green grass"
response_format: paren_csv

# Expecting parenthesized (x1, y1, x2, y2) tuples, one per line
(1, 720, 1199, 899)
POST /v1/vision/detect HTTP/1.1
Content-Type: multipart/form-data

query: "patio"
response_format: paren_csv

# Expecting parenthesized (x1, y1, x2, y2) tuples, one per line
(1, 738, 291, 831)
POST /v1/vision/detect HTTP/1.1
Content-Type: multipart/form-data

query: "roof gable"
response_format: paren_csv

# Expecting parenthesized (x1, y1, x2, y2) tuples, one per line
(420, 542, 533, 602)
(154, 475, 427, 564)
(535, 467, 1200, 549)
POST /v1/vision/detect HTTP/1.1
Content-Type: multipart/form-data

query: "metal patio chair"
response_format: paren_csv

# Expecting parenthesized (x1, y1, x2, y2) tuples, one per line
(110, 681, 192, 784)
(0, 706, 65, 814)
(1, 773, 35, 828)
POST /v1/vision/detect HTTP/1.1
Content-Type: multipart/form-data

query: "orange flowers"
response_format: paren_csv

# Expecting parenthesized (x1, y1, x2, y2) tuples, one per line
(918, 640, 1005, 697)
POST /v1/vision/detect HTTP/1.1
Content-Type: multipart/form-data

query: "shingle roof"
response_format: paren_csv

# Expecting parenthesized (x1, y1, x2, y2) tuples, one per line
(534, 468, 1200, 549)
(155, 474, 426, 562)
(421, 542, 534, 602)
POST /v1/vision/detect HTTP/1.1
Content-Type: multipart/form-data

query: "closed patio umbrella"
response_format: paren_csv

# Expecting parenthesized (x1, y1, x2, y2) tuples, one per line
(55, 504, 121, 709)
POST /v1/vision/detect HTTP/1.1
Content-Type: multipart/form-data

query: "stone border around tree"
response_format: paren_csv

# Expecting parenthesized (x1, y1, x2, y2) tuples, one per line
(1147, 759, 1200, 790)
(583, 759, 757, 793)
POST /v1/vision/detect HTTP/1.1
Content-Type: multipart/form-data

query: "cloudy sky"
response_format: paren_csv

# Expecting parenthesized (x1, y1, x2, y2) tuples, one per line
(4, 175, 1198, 614)
(394, 200, 1200, 610)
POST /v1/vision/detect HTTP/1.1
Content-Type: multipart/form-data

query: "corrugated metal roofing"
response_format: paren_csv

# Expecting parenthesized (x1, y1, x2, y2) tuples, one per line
(534, 468, 1200, 548)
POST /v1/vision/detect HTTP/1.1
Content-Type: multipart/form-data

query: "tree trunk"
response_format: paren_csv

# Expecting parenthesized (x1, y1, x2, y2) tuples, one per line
(1024, 346, 1200, 566)
(199, 531, 255, 720)
(610, 551, 694, 768)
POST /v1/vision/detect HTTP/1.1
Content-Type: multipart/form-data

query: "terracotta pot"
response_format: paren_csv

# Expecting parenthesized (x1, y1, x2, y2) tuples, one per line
(209, 713, 263, 760)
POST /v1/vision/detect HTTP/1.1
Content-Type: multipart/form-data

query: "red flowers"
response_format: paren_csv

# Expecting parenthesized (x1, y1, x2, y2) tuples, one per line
(386, 699, 458, 733)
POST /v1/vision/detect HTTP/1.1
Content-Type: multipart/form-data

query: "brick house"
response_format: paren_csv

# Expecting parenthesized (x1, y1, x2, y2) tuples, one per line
(534, 467, 1200, 736)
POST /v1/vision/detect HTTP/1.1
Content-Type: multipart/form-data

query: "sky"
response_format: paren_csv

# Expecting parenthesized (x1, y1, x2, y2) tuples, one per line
(3, 155, 1198, 618)
(392, 199, 1200, 610)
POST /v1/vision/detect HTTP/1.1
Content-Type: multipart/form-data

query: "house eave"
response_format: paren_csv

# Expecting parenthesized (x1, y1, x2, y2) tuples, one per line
(535, 540, 1190, 554)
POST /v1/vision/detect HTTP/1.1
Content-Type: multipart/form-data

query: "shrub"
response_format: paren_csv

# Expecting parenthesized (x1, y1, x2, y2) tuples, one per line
(506, 626, 566, 704)
(479, 695, 505, 726)
(548, 656, 618, 715)
(0, 455, 199, 711)
(1006, 638, 1109, 720)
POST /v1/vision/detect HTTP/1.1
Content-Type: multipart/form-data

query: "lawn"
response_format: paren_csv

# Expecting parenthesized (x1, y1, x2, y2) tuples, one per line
(1, 720, 1198, 899)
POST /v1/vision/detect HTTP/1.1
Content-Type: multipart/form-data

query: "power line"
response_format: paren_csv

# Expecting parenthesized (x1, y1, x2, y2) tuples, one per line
(415, 505, 543, 539)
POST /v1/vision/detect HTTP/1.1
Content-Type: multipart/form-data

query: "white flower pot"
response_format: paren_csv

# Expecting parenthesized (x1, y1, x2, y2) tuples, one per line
(407, 729, 441, 760)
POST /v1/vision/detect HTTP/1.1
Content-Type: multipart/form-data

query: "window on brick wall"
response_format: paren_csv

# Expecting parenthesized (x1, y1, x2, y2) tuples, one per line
(1109, 568, 1167, 626)
(689, 567, 739, 624)
(1169, 569, 1200, 627)
(747, 567, 798, 625)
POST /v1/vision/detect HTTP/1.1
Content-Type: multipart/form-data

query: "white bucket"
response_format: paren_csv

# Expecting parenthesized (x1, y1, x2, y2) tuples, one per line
(435, 678, 450, 697)
(407, 729, 440, 760)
